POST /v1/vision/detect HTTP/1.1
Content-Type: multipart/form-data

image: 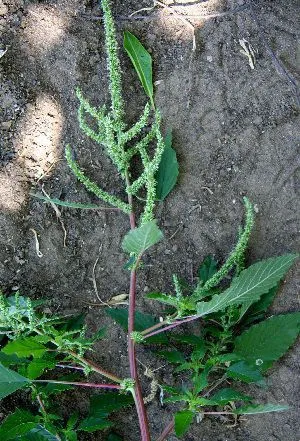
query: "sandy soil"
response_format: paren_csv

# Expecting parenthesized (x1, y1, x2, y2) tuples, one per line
(0, 0, 299, 440)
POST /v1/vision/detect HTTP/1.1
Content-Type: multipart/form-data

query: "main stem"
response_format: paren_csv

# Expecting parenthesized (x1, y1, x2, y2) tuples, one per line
(126, 174, 151, 441)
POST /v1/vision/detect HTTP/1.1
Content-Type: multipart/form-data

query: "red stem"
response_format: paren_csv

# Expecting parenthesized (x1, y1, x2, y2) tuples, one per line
(128, 268, 151, 441)
(156, 419, 174, 441)
(143, 314, 202, 339)
(125, 173, 151, 441)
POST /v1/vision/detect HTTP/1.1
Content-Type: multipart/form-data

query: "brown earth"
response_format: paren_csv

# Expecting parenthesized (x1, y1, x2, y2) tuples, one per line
(0, 0, 299, 440)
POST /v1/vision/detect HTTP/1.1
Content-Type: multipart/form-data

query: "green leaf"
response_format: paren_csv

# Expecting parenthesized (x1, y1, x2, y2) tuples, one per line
(210, 388, 252, 405)
(3, 337, 47, 359)
(191, 345, 206, 362)
(198, 256, 218, 284)
(155, 131, 179, 200)
(226, 361, 265, 384)
(197, 254, 298, 317)
(79, 392, 133, 433)
(146, 292, 179, 307)
(234, 403, 289, 415)
(20, 425, 60, 440)
(0, 352, 26, 367)
(61, 313, 86, 331)
(215, 353, 241, 364)
(37, 382, 73, 397)
(174, 362, 195, 373)
(26, 355, 56, 380)
(234, 312, 300, 371)
(192, 397, 217, 406)
(105, 308, 168, 344)
(78, 417, 112, 433)
(123, 31, 154, 106)
(156, 350, 185, 364)
(174, 410, 194, 437)
(122, 221, 163, 255)
(0, 363, 30, 399)
(90, 392, 134, 413)
(243, 285, 279, 322)
(193, 372, 208, 394)
(0, 409, 39, 441)
(30, 193, 102, 210)
(66, 413, 79, 431)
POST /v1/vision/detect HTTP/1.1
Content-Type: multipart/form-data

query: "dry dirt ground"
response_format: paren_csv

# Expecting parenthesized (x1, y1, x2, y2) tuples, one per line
(0, 0, 299, 440)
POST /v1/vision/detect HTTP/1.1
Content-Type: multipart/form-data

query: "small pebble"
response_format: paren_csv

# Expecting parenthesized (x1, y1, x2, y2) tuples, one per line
(0, 4, 8, 16)
(1, 121, 12, 130)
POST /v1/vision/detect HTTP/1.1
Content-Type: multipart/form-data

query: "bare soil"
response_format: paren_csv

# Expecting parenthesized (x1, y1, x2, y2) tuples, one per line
(0, 0, 299, 440)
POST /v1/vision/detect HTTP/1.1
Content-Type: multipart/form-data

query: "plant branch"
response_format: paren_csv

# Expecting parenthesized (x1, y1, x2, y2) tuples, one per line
(34, 379, 121, 390)
(32, 327, 122, 383)
(156, 419, 174, 441)
(143, 314, 202, 339)
(67, 350, 122, 384)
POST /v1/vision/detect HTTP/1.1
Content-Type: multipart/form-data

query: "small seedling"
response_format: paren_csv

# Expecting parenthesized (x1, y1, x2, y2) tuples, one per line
(0, 1, 299, 440)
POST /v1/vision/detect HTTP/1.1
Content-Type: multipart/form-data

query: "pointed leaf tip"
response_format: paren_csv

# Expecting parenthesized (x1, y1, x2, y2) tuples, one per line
(124, 31, 154, 107)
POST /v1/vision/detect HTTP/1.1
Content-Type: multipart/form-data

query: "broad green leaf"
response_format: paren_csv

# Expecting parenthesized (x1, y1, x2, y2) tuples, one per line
(89, 392, 133, 413)
(20, 425, 60, 440)
(191, 345, 206, 361)
(197, 254, 298, 317)
(0, 295, 30, 324)
(163, 394, 187, 403)
(146, 292, 178, 307)
(215, 353, 242, 364)
(105, 308, 168, 344)
(155, 131, 179, 200)
(242, 285, 279, 323)
(174, 410, 194, 437)
(156, 350, 185, 364)
(37, 382, 73, 396)
(61, 430, 77, 441)
(26, 355, 56, 380)
(234, 312, 300, 371)
(78, 416, 112, 432)
(3, 337, 47, 359)
(122, 221, 163, 255)
(124, 31, 154, 106)
(162, 385, 187, 404)
(226, 361, 265, 384)
(174, 362, 195, 373)
(0, 352, 26, 367)
(79, 392, 133, 433)
(30, 193, 102, 210)
(193, 372, 208, 394)
(198, 256, 218, 284)
(0, 364, 30, 399)
(234, 403, 289, 415)
(193, 397, 217, 406)
(0, 409, 39, 441)
(210, 388, 252, 405)
(61, 313, 86, 331)
(66, 413, 79, 430)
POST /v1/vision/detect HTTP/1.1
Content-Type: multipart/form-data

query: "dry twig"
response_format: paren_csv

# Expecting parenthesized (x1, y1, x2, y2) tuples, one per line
(42, 186, 67, 247)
